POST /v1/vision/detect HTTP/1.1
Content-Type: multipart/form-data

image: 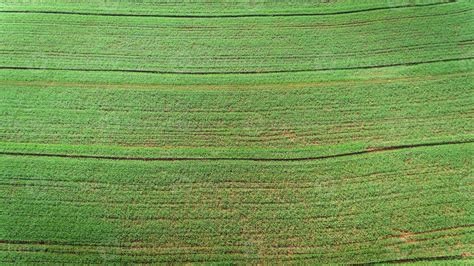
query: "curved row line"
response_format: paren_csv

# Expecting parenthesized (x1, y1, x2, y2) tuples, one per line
(0, 57, 472, 75)
(1, 140, 472, 162)
(0, 1, 456, 18)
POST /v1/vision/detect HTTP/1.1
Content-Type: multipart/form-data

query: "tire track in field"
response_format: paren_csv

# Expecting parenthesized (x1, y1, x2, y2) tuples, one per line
(0, 1, 456, 18)
(3, 71, 470, 91)
(0, 140, 472, 162)
(386, 224, 474, 238)
(360, 254, 470, 265)
(0, 57, 472, 75)
(3, 8, 469, 31)
(1, 225, 469, 258)
(3, 39, 469, 61)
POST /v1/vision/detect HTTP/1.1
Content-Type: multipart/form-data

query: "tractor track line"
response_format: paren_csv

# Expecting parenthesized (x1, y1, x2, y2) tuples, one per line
(359, 254, 468, 265)
(383, 224, 474, 239)
(0, 1, 457, 18)
(0, 57, 472, 75)
(2, 71, 471, 91)
(1, 140, 472, 162)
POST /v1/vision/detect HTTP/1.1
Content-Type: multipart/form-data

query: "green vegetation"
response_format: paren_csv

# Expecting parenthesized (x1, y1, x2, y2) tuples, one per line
(0, 0, 473, 264)
(1, 144, 473, 263)
(1, 3, 472, 73)
(0, 0, 460, 16)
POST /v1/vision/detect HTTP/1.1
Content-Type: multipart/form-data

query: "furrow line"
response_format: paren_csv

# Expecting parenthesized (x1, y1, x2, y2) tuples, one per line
(0, 57, 472, 75)
(0, 140, 472, 162)
(0, 2, 457, 18)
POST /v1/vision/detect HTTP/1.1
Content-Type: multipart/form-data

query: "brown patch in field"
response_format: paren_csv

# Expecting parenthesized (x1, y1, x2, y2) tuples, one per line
(384, 224, 474, 243)
(282, 130, 297, 143)
(398, 231, 417, 243)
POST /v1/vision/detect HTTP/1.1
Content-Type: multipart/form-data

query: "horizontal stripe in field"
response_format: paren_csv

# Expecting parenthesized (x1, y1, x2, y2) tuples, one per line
(2, 61, 471, 149)
(1, 0, 473, 264)
(0, 0, 457, 17)
(1, 2, 472, 73)
(0, 140, 472, 161)
(1, 143, 472, 263)
(1, 57, 472, 75)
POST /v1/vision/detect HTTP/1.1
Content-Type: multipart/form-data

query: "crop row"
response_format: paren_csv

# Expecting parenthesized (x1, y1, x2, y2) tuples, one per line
(0, 143, 472, 263)
(0, 2, 472, 73)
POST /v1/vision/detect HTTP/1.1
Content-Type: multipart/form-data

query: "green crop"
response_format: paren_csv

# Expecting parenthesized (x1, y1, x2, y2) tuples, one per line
(0, 0, 472, 264)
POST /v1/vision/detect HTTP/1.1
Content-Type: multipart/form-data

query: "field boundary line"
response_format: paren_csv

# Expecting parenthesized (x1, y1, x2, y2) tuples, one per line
(0, 140, 472, 162)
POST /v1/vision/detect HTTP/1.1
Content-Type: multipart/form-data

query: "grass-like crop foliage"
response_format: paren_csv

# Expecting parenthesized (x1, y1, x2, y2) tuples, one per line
(0, 0, 472, 264)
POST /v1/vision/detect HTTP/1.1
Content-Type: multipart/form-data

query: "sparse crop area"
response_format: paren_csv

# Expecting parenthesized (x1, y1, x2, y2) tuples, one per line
(0, 0, 473, 264)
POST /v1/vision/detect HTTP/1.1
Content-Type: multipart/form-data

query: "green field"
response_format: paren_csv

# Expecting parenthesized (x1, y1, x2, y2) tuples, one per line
(1, 0, 473, 264)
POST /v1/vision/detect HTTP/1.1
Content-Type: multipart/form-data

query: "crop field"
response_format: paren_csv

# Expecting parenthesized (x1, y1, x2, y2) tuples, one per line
(0, 0, 473, 264)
